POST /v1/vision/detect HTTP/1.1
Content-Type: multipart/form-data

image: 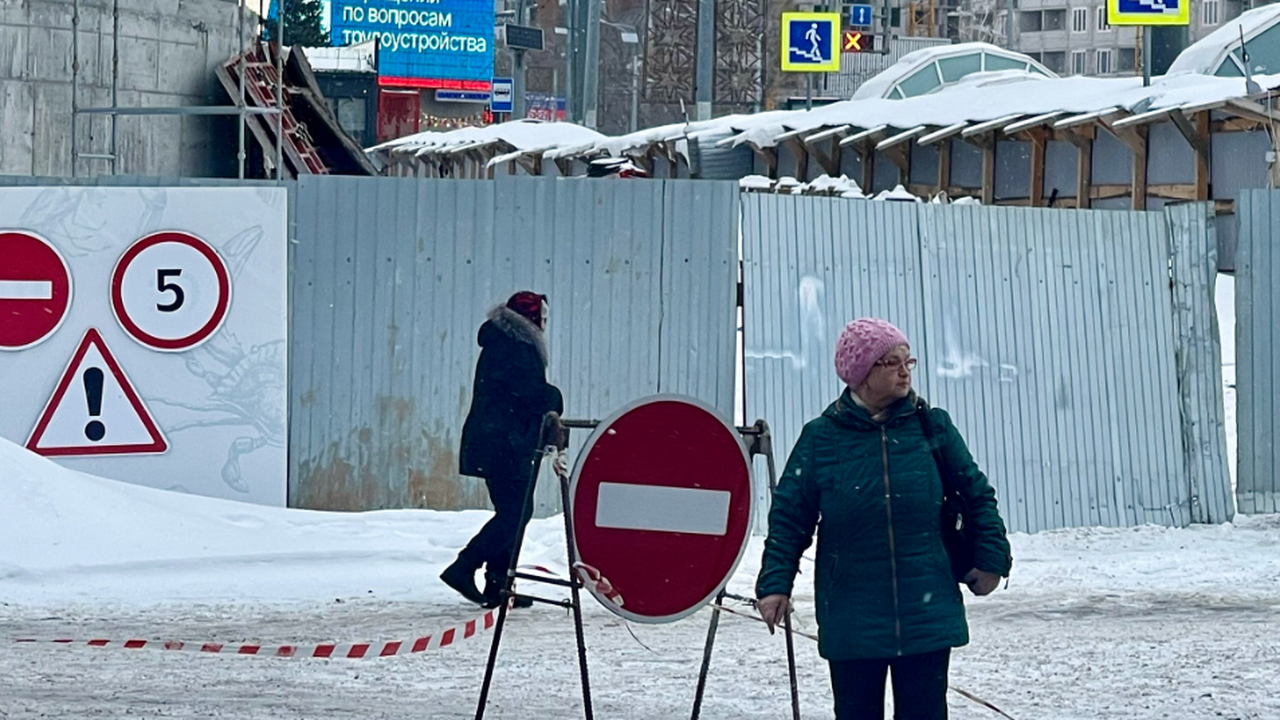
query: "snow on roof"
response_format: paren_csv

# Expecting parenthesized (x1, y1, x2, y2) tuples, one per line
(549, 112, 795, 161)
(367, 37, 1280, 167)
(721, 69, 1280, 150)
(1167, 4, 1280, 76)
(851, 42, 1057, 100)
(304, 40, 377, 73)
(368, 119, 607, 157)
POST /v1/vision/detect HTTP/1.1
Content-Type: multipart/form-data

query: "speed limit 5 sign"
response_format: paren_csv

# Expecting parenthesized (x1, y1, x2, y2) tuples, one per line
(110, 231, 231, 352)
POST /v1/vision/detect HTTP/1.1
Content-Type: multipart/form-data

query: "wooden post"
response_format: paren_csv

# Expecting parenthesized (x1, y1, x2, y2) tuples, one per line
(981, 133, 995, 206)
(937, 139, 951, 196)
(791, 139, 810, 181)
(1130, 125, 1147, 211)
(1029, 128, 1046, 208)
(1195, 111, 1210, 201)
(861, 143, 874, 194)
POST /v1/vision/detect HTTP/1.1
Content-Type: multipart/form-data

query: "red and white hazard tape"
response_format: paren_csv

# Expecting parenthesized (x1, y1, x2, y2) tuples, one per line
(13, 608, 498, 659)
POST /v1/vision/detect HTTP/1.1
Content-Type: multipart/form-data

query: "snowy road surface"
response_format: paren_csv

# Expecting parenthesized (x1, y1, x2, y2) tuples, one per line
(2, 434, 1279, 719)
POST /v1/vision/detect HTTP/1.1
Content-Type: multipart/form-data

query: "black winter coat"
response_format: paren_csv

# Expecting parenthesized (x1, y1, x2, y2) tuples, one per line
(459, 306, 564, 479)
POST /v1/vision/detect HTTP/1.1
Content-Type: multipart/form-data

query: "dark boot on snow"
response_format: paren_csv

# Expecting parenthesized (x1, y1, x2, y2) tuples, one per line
(440, 559, 486, 605)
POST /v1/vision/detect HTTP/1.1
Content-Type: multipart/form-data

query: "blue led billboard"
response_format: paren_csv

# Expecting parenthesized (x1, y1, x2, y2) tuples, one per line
(329, 0, 495, 89)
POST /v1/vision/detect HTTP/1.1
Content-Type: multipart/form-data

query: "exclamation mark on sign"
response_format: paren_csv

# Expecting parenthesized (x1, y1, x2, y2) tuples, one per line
(83, 368, 105, 442)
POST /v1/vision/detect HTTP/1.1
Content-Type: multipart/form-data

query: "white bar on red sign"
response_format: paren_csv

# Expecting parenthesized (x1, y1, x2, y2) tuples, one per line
(595, 482, 730, 536)
(0, 280, 53, 300)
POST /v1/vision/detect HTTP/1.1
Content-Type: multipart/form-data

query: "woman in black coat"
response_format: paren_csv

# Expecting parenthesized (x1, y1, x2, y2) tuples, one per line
(441, 291, 564, 607)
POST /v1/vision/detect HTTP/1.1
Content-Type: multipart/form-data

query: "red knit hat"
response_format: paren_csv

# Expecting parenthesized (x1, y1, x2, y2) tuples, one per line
(506, 291, 547, 325)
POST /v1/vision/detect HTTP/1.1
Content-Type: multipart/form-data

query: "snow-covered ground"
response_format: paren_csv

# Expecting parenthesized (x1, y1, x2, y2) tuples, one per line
(2, 431, 1279, 720)
(0, 274, 1262, 719)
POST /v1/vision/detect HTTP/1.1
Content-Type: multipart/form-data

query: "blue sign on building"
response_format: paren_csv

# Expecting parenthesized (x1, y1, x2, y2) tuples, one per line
(850, 4, 874, 27)
(329, 0, 495, 88)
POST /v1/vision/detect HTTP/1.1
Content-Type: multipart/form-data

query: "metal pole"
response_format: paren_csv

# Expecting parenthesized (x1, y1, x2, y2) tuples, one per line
(477, 451, 545, 719)
(512, 0, 527, 117)
(630, 54, 639, 133)
(564, 14, 575, 123)
(1004, 0, 1013, 47)
(556, 444, 595, 720)
(1142, 26, 1152, 87)
(782, 611, 801, 720)
(695, 0, 714, 121)
(111, 0, 119, 174)
(690, 591, 725, 720)
(805, 74, 813, 111)
(276, 2, 285, 180)
(475, 596, 511, 720)
(71, 0, 79, 177)
(758, 424, 799, 720)
(514, 49, 527, 119)
(582, 0, 601, 128)
(237, 0, 246, 179)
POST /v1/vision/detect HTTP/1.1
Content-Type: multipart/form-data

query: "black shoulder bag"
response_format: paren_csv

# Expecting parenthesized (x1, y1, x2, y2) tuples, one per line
(916, 400, 975, 583)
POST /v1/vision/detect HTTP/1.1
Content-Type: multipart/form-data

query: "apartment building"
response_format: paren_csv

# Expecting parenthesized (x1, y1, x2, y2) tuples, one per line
(1014, 0, 1245, 75)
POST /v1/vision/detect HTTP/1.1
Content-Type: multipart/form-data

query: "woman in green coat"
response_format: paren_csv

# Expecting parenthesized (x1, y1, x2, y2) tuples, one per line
(756, 317, 1012, 720)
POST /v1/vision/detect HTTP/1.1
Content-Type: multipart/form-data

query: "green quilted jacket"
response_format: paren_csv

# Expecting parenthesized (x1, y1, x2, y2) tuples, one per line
(756, 390, 1012, 661)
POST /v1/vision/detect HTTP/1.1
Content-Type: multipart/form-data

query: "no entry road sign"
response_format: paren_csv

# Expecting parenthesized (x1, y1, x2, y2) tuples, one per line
(570, 395, 753, 623)
(0, 231, 72, 351)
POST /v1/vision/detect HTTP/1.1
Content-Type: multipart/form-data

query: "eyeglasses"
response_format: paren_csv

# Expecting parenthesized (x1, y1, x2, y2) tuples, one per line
(872, 357, 918, 372)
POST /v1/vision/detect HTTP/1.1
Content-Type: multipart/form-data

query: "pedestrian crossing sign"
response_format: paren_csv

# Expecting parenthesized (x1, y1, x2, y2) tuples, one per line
(1106, 0, 1189, 25)
(781, 12, 842, 72)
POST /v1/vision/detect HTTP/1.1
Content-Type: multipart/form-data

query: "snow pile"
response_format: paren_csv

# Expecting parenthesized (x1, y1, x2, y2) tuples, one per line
(0, 435, 564, 605)
(737, 174, 868, 198)
(738, 174, 775, 191)
(807, 174, 863, 196)
(874, 185, 923, 202)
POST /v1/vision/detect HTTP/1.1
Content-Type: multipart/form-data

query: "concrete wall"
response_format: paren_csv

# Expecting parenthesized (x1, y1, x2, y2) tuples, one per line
(0, 0, 255, 179)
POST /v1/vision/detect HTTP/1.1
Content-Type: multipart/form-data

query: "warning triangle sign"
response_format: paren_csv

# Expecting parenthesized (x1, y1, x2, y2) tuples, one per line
(26, 328, 169, 456)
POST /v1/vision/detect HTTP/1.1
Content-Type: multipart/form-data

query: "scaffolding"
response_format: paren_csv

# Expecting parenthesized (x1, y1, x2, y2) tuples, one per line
(69, 0, 285, 179)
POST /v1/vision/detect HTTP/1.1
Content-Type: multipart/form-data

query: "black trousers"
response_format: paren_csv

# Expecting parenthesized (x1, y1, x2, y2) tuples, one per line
(829, 649, 950, 720)
(459, 455, 540, 586)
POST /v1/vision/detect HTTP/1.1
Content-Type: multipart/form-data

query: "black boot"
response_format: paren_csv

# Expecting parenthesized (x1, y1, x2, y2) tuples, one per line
(440, 558, 486, 605)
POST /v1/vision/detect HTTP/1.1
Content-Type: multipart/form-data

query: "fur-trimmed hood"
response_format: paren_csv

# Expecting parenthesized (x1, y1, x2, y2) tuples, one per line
(481, 305, 548, 366)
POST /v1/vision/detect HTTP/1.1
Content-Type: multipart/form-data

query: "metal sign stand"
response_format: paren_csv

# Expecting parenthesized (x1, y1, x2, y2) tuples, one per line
(474, 414, 799, 720)
(475, 413, 594, 720)
(690, 419, 801, 720)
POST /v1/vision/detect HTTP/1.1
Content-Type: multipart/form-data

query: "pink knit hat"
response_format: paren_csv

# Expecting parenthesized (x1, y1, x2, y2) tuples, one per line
(834, 318, 910, 388)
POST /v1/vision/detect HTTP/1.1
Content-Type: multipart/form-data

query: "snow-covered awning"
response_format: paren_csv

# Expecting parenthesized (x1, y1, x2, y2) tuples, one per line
(367, 119, 608, 161)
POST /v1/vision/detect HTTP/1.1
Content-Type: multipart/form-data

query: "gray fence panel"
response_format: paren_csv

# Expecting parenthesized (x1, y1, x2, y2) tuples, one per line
(1236, 191, 1280, 514)
(741, 196, 927, 527)
(659, 181, 739, 409)
(289, 176, 738, 514)
(1166, 203, 1233, 523)
(745, 197, 1203, 533)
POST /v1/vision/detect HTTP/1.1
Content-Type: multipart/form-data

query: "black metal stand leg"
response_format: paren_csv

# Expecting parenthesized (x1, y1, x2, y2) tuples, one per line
(559, 471, 594, 720)
(690, 590, 726, 720)
(475, 453, 541, 720)
(782, 611, 800, 720)
(474, 600, 511, 720)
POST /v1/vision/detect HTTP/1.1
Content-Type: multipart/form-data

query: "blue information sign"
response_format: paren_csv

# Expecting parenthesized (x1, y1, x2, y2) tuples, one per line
(329, 0, 495, 88)
(781, 12, 841, 72)
(490, 78, 514, 113)
(850, 4, 874, 27)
